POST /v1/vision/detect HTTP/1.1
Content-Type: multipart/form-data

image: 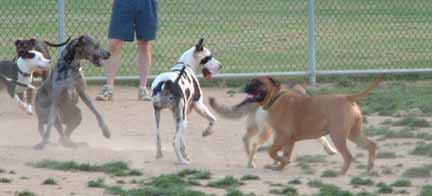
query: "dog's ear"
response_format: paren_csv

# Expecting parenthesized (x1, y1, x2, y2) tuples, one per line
(14, 40, 21, 46)
(195, 37, 205, 51)
(266, 77, 281, 88)
(29, 39, 36, 45)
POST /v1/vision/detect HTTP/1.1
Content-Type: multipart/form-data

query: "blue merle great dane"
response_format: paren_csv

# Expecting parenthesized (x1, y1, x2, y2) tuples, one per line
(151, 38, 222, 165)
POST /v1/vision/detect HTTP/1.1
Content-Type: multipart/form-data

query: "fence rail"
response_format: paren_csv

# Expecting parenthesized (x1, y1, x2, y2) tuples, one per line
(0, 0, 431, 85)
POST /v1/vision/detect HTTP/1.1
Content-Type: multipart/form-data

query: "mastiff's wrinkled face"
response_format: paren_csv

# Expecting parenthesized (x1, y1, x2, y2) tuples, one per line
(244, 77, 281, 104)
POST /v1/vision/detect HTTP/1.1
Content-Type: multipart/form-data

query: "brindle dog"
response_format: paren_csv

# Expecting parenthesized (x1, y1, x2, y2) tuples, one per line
(34, 35, 111, 150)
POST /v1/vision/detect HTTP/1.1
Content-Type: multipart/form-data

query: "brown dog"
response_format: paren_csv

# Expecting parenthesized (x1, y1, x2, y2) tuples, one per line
(243, 76, 384, 174)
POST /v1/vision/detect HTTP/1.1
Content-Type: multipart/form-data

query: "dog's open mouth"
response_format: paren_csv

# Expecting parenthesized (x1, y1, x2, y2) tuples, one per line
(202, 68, 212, 80)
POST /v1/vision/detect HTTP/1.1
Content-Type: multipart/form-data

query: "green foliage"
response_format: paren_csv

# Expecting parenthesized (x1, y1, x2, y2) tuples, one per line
(240, 174, 260, 181)
(376, 151, 397, 159)
(392, 116, 431, 127)
(269, 185, 298, 196)
(321, 169, 338, 178)
(208, 176, 243, 189)
(350, 177, 374, 186)
(420, 185, 432, 196)
(0, 178, 11, 183)
(88, 178, 105, 188)
(411, 143, 432, 157)
(391, 179, 411, 187)
(376, 182, 393, 194)
(402, 166, 432, 178)
(316, 184, 353, 196)
(16, 191, 37, 196)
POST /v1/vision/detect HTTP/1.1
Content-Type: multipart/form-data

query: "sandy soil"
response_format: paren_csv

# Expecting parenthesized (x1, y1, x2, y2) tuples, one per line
(0, 86, 430, 196)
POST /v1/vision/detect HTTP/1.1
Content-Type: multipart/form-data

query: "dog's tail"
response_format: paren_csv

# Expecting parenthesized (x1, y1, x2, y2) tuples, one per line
(209, 97, 259, 119)
(44, 36, 71, 47)
(347, 75, 384, 102)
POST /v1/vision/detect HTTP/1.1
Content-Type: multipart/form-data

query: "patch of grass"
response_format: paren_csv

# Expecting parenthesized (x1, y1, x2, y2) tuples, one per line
(416, 132, 432, 140)
(381, 119, 393, 126)
(30, 160, 142, 177)
(288, 178, 302, 185)
(208, 176, 243, 189)
(392, 116, 431, 127)
(321, 169, 338, 178)
(296, 162, 315, 174)
(178, 169, 211, 180)
(420, 185, 432, 196)
(42, 178, 57, 185)
(376, 151, 397, 159)
(16, 191, 37, 196)
(269, 185, 298, 196)
(295, 155, 327, 163)
(402, 166, 432, 178)
(316, 184, 353, 196)
(307, 180, 323, 188)
(0, 178, 12, 183)
(376, 182, 393, 194)
(391, 179, 411, 187)
(88, 178, 105, 188)
(147, 174, 189, 188)
(355, 191, 378, 196)
(240, 174, 260, 181)
(411, 143, 432, 157)
(350, 177, 374, 186)
(104, 185, 127, 195)
(225, 188, 254, 196)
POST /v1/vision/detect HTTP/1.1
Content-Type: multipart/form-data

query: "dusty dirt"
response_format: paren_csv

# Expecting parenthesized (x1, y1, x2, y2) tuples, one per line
(0, 86, 430, 196)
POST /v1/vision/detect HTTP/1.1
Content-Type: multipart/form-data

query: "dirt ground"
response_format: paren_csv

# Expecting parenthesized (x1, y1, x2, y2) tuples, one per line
(0, 86, 430, 196)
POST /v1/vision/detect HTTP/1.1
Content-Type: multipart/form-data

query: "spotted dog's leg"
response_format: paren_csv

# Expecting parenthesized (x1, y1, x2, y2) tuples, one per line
(193, 98, 216, 137)
(173, 100, 189, 165)
(153, 106, 163, 159)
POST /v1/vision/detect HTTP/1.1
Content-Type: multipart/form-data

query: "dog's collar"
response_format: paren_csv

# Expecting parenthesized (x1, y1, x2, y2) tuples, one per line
(263, 91, 287, 110)
(17, 65, 31, 77)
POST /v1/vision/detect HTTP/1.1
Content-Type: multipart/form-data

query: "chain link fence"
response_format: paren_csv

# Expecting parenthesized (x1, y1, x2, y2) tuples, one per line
(0, 0, 431, 82)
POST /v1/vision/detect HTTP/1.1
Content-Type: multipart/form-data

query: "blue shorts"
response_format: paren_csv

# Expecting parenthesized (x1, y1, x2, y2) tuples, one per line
(108, 0, 159, 41)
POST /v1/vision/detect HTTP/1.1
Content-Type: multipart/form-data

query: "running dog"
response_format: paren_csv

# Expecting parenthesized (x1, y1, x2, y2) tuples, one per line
(13, 37, 71, 114)
(243, 76, 383, 174)
(151, 38, 222, 165)
(0, 50, 51, 113)
(34, 35, 111, 150)
(209, 82, 337, 168)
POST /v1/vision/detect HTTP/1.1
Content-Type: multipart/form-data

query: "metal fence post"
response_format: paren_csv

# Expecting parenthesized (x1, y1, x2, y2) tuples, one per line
(57, 0, 66, 54)
(307, 0, 317, 87)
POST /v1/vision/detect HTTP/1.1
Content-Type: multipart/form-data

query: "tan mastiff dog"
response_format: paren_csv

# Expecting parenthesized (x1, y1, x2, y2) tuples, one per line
(209, 82, 337, 168)
(242, 75, 384, 174)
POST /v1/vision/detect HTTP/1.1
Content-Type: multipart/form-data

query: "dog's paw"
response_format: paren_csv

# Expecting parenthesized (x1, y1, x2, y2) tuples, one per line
(100, 124, 111, 139)
(202, 129, 213, 137)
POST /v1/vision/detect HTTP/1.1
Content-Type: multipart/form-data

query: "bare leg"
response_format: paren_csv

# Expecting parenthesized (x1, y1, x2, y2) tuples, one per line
(136, 40, 152, 87)
(247, 128, 272, 168)
(329, 132, 352, 175)
(105, 39, 123, 87)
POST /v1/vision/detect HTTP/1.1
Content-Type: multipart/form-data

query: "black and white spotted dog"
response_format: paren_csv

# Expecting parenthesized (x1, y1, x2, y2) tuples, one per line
(151, 38, 222, 165)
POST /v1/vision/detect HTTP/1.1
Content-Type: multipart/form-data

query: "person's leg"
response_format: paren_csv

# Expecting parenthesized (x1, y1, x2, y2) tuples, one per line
(106, 39, 123, 87)
(137, 40, 151, 88)
(136, 0, 158, 101)
(96, 0, 135, 101)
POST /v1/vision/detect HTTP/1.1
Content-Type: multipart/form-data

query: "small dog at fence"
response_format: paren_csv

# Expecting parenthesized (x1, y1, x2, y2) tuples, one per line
(0, 50, 51, 113)
(13, 36, 71, 114)
(151, 38, 222, 165)
(34, 35, 111, 150)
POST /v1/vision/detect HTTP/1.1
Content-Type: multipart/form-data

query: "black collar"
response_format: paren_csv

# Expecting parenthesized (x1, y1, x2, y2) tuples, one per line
(17, 65, 31, 77)
(263, 91, 287, 110)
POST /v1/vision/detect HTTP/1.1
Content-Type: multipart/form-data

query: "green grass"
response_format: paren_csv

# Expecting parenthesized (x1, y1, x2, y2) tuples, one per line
(29, 159, 142, 177)
(376, 182, 393, 194)
(288, 179, 302, 185)
(1, 1, 432, 77)
(0, 177, 11, 183)
(411, 143, 432, 157)
(321, 169, 338, 178)
(307, 180, 323, 188)
(225, 188, 253, 196)
(350, 177, 374, 186)
(392, 116, 431, 127)
(420, 185, 432, 196)
(391, 179, 411, 187)
(177, 169, 212, 180)
(269, 185, 299, 196)
(16, 191, 37, 196)
(402, 165, 432, 178)
(316, 184, 353, 196)
(376, 151, 397, 159)
(207, 176, 243, 189)
(88, 178, 105, 188)
(240, 174, 260, 181)
(41, 178, 57, 185)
